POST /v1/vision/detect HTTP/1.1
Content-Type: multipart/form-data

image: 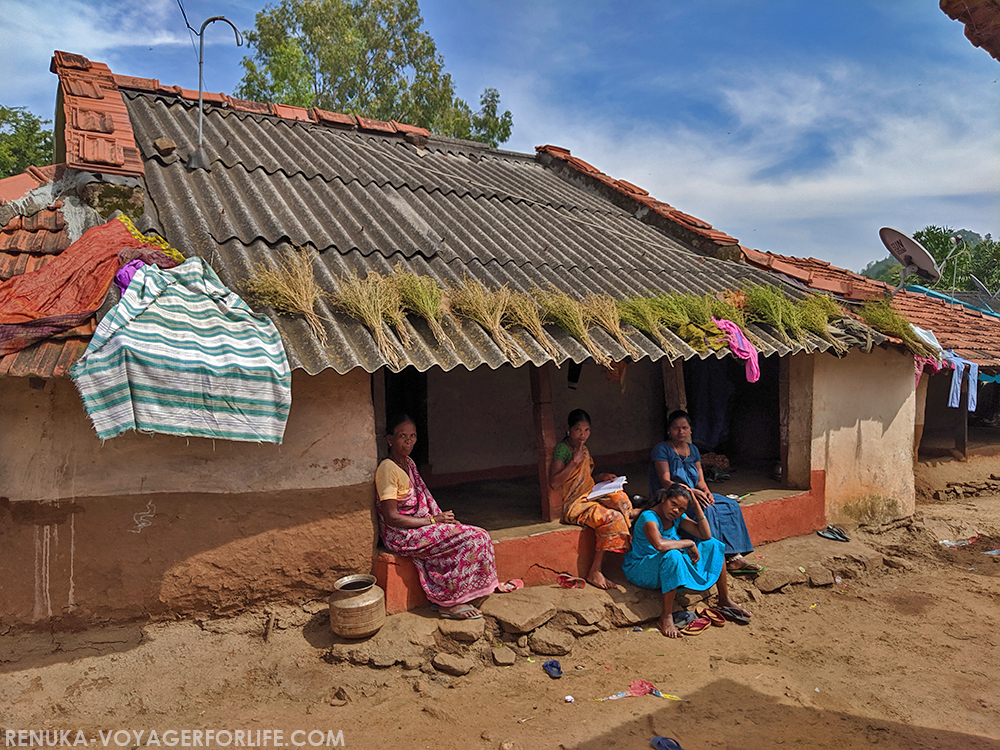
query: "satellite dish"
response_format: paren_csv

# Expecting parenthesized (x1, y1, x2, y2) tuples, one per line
(970, 274, 998, 312)
(879, 227, 941, 295)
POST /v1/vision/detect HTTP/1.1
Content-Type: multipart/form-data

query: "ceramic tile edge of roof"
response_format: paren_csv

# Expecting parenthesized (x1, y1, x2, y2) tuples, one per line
(534, 144, 742, 250)
(50, 51, 145, 178)
(52, 51, 436, 168)
(108, 67, 432, 140)
(940, 0, 1000, 62)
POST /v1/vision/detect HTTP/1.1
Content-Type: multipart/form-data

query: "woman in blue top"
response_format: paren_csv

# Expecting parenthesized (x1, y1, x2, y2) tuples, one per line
(648, 410, 762, 576)
(624, 483, 748, 637)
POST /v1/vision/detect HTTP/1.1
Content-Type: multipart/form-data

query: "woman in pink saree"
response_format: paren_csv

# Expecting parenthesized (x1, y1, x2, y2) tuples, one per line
(375, 414, 500, 620)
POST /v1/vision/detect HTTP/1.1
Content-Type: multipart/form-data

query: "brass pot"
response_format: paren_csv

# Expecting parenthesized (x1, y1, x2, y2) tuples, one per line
(328, 573, 385, 639)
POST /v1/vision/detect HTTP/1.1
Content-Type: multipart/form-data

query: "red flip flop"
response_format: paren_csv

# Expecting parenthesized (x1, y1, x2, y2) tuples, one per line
(557, 574, 586, 589)
(695, 606, 726, 627)
(497, 579, 524, 593)
(680, 616, 711, 636)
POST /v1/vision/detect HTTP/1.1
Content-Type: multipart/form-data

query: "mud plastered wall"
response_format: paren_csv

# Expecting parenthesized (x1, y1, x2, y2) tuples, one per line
(810, 346, 916, 523)
(0, 369, 377, 629)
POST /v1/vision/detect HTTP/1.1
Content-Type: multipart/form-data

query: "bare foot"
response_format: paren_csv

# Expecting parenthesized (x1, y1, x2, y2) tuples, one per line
(657, 614, 681, 638)
(587, 571, 615, 590)
(719, 598, 751, 617)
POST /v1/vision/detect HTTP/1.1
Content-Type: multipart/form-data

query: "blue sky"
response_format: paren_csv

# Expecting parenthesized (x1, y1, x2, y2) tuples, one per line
(3, 0, 998, 271)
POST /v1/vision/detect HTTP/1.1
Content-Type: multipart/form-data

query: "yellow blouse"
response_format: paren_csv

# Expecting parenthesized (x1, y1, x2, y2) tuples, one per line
(375, 459, 410, 502)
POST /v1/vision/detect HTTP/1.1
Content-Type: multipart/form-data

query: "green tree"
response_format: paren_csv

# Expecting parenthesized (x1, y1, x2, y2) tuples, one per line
(236, 0, 513, 147)
(0, 106, 53, 179)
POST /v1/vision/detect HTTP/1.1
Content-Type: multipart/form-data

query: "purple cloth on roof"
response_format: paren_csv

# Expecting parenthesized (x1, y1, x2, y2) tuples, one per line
(713, 317, 760, 383)
(115, 260, 146, 295)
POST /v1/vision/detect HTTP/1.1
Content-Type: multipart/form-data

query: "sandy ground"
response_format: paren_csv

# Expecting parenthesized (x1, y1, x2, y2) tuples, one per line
(3, 459, 1000, 750)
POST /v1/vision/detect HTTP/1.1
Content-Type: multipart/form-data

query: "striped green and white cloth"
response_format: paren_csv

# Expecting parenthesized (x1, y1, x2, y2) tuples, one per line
(71, 257, 291, 443)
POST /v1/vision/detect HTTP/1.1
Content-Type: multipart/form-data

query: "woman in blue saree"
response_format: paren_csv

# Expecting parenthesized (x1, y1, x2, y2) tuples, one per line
(648, 410, 763, 575)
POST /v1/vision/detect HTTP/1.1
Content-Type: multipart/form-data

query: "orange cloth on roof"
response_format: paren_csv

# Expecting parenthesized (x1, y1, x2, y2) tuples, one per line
(0, 219, 153, 325)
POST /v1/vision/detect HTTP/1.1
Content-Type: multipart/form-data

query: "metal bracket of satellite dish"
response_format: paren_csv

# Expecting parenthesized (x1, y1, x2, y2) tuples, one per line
(879, 227, 941, 296)
(970, 274, 998, 312)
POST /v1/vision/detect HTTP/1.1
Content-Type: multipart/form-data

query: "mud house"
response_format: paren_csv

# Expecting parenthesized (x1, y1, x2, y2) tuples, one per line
(1, 51, 920, 628)
(741, 249, 1000, 465)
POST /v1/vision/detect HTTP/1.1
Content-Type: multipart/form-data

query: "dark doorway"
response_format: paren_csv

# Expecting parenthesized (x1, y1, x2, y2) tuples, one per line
(384, 367, 429, 467)
(683, 354, 780, 468)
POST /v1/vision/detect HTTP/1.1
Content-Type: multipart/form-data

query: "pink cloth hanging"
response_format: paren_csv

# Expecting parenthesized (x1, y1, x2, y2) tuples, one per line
(713, 317, 760, 383)
(914, 355, 948, 386)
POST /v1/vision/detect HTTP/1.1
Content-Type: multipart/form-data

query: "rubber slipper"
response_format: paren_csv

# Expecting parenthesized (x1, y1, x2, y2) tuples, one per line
(718, 606, 751, 625)
(543, 659, 563, 679)
(828, 525, 851, 542)
(816, 529, 841, 541)
(439, 604, 482, 620)
(680, 616, 711, 636)
(650, 738, 685, 750)
(695, 606, 726, 627)
(729, 566, 765, 575)
(672, 610, 696, 629)
(497, 578, 524, 593)
(557, 573, 586, 589)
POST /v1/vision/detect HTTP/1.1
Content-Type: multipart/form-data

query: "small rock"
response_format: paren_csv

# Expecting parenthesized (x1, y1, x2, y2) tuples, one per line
(346, 646, 371, 666)
(492, 647, 516, 666)
(401, 655, 423, 670)
(153, 137, 177, 155)
(369, 653, 396, 669)
(432, 653, 474, 676)
(420, 662, 436, 674)
(566, 624, 599, 638)
(529, 625, 574, 656)
(330, 686, 355, 703)
(882, 555, 913, 571)
(552, 588, 609, 625)
(498, 741, 523, 750)
(438, 616, 485, 643)
(516, 635, 528, 648)
(755, 569, 806, 593)
(328, 698, 347, 708)
(804, 564, 834, 587)
(605, 586, 662, 626)
(302, 599, 326, 614)
(413, 679, 431, 693)
(422, 704, 457, 722)
(481, 589, 557, 634)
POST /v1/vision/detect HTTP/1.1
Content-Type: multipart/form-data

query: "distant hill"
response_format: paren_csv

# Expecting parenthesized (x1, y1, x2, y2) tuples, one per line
(860, 256, 900, 283)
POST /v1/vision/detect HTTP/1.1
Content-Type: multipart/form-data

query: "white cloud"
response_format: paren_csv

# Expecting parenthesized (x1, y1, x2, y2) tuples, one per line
(504, 62, 1000, 270)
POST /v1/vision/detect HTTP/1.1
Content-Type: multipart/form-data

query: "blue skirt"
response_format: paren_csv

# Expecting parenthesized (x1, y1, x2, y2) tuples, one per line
(623, 537, 725, 594)
(702, 494, 754, 556)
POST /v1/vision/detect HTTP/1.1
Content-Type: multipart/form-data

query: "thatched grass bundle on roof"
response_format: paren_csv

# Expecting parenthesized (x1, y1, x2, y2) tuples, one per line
(244, 247, 329, 348)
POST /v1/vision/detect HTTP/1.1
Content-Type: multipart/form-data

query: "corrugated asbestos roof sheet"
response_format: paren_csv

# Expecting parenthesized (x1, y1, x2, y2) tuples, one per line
(119, 89, 848, 374)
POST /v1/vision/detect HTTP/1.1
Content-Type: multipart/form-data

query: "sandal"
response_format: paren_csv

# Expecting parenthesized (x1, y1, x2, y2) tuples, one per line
(557, 573, 586, 589)
(695, 606, 726, 627)
(672, 610, 696, 629)
(543, 659, 563, 679)
(680, 616, 711, 636)
(718, 606, 751, 625)
(727, 557, 765, 575)
(497, 579, 524, 593)
(439, 604, 482, 620)
(650, 738, 686, 750)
